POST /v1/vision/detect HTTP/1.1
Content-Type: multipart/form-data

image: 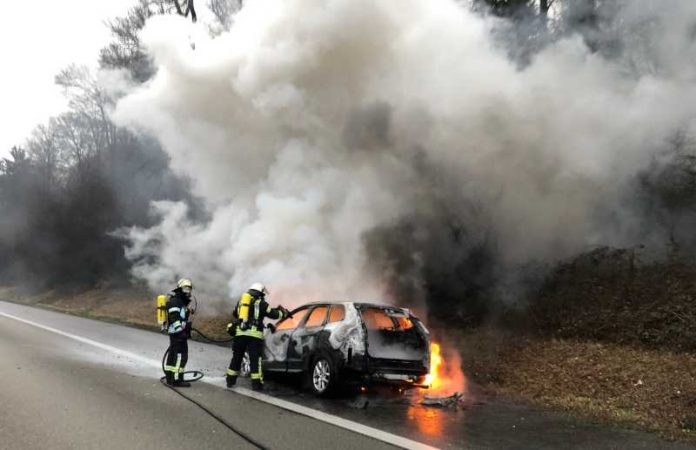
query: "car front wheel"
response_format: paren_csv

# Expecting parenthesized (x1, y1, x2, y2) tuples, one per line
(309, 356, 335, 396)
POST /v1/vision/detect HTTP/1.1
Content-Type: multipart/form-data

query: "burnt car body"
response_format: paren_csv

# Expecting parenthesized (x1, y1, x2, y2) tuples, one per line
(240, 301, 431, 395)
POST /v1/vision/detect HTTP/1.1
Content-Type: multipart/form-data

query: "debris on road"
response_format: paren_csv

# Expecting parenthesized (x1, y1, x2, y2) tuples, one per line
(422, 392, 464, 409)
(348, 396, 370, 410)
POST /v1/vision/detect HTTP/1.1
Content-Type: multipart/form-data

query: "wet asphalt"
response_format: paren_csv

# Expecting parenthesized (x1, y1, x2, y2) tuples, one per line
(0, 301, 693, 450)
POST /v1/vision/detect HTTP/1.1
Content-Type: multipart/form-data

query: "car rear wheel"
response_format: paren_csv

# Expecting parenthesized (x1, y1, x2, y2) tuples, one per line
(309, 356, 335, 396)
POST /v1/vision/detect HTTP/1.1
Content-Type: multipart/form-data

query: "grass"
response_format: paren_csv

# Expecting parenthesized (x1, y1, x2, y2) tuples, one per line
(0, 285, 232, 342)
(454, 327, 696, 441)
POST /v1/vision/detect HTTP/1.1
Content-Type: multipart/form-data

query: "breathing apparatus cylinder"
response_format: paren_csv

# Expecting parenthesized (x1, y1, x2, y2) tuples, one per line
(238, 292, 253, 331)
(157, 294, 167, 331)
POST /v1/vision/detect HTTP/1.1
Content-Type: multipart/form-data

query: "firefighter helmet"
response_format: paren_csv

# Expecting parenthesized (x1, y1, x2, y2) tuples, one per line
(177, 278, 193, 290)
(249, 282, 268, 296)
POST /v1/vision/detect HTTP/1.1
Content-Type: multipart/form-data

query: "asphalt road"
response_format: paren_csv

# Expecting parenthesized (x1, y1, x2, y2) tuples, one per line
(0, 304, 400, 450)
(0, 301, 694, 450)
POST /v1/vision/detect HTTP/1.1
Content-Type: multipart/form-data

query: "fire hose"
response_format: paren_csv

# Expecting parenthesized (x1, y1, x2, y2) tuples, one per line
(156, 294, 234, 382)
(154, 294, 289, 449)
(158, 328, 268, 450)
(159, 327, 233, 383)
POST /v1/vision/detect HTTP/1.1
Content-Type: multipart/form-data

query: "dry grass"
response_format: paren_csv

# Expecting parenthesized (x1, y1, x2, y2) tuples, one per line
(527, 249, 696, 353)
(456, 328, 696, 441)
(0, 285, 233, 341)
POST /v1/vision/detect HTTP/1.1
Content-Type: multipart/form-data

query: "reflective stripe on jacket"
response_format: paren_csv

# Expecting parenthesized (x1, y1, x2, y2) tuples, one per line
(232, 291, 284, 339)
(167, 290, 190, 337)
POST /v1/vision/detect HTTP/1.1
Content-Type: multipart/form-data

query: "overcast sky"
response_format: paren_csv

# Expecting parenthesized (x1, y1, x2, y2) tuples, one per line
(0, 0, 136, 157)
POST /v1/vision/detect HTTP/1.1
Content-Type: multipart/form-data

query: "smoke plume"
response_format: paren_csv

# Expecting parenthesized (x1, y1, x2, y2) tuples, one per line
(113, 0, 696, 316)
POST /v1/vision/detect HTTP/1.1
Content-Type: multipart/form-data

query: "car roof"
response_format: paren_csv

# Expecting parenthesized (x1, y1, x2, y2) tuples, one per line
(292, 301, 407, 309)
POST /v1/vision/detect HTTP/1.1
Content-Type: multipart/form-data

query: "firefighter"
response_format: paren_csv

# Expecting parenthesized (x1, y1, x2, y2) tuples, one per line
(164, 278, 195, 387)
(226, 282, 288, 391)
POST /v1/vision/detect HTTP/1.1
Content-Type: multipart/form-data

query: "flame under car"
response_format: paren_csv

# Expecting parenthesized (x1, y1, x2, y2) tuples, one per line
(238, 302, 431, 395)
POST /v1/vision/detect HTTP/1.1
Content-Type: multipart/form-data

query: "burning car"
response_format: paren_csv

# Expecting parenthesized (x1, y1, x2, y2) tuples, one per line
(239, 302, 431, 395)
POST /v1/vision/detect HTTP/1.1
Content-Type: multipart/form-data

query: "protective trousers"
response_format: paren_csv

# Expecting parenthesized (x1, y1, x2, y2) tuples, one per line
(165, 337, 188, 382)
(227, 335, 263, 388)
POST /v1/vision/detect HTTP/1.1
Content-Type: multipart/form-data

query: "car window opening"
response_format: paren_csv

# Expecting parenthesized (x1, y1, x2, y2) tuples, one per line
(328, 304, 345, 323)
(360, 307, 427, 361)
(362, 308, 397, 330)
(276, 307, 310, 331)
(304, 306, 329, 328)
(396, 316, 414, 330)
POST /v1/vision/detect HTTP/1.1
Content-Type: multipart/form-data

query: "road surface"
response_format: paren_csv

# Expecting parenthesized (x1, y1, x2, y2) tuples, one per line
(0, 301, 693, 450)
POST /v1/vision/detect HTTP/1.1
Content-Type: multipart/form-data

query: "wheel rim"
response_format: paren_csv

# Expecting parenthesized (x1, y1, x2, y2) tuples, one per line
(312, 359, 330, 392)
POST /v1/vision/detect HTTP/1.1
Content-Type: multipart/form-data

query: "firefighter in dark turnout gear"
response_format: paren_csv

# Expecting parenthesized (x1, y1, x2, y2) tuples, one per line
(164, 278, 195, 387)
(226, 282, 288, 391)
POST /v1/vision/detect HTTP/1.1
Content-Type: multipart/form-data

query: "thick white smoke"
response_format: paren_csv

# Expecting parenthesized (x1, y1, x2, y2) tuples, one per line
(113, 0, 696, 310)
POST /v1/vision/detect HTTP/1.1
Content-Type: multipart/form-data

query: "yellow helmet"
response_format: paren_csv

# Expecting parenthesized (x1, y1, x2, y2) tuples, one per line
(177, 278, 193, 290)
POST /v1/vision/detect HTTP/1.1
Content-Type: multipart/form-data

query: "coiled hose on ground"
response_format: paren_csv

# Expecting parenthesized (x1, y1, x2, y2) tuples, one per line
(159, 326, 233, 382)
(158, 327, 267, 449)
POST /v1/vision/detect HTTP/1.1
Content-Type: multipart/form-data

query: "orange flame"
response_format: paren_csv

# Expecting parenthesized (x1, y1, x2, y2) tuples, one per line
(408, 340, 467, 437)
(424, 341, 467, 396)
(425, 342, 443, 388)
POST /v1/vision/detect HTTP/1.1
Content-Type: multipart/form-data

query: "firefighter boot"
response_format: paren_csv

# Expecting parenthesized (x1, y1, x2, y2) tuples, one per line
(226, 375, 237, 388)
(174, 373, 191, 387)
(165, 372, 175, 386)
(251, 379, 263, 391)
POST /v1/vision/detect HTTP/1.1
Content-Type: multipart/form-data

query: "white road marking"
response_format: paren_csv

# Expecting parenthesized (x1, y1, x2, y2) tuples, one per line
(0, 309, 440, 450)
(0, 311, 161, 369)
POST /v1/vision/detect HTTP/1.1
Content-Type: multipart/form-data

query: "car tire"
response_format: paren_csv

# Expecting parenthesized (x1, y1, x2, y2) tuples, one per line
(308, 355, 336, 396)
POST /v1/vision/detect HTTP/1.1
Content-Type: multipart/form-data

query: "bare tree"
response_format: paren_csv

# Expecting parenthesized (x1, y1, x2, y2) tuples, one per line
(208, 0, 242, 31)
(26, 121, 63, 192)
(0, 147, 29, 177)
(99, 0, 172, 82)
(55, 66, 117, 161)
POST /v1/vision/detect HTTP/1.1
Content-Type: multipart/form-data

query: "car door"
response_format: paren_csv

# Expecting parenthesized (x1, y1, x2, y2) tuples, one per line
(286, 305, 330, 372)
(263, 306, 310, 372)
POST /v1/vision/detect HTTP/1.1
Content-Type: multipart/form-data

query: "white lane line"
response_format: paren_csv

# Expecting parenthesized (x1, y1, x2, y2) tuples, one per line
(0, 311, 161, 369)
(0, 309, 440, 450)
(206, 378, 439, 450)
